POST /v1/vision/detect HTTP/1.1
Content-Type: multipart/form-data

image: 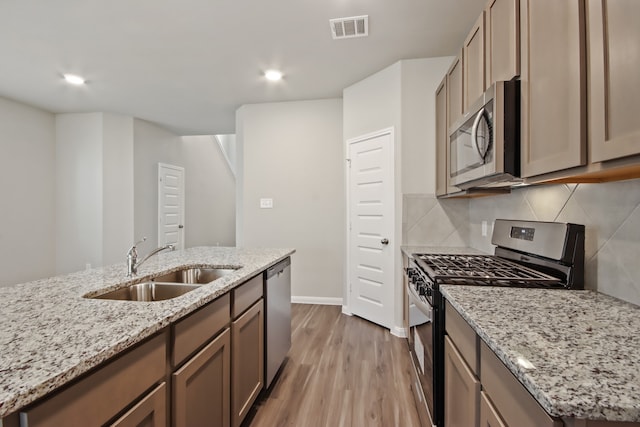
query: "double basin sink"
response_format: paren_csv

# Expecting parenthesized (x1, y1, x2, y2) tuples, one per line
(91, 267, 239, 302)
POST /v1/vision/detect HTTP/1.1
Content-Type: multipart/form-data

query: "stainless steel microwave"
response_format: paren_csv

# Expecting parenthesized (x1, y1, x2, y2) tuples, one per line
(449, 80, 520, 189)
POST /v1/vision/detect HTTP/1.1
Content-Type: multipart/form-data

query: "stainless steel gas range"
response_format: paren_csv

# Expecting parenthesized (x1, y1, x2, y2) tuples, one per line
(405, 219, 585, 427)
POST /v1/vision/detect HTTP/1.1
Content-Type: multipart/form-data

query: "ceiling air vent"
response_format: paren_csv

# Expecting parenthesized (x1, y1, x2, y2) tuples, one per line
(329, 15, 369, 40)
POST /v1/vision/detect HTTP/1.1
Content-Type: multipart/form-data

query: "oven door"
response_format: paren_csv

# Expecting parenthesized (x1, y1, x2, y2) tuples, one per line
(407, 283, 436, 426)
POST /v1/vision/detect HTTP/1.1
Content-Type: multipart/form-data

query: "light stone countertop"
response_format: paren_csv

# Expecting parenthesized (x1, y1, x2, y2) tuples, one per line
(441, 285, 640, 422)
(0, 246, 294, 418)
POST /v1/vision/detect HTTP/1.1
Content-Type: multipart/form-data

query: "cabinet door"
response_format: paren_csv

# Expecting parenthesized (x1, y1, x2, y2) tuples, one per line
(110, 383, 167, 427)
(485, 0, 520, 86)
(520, 0, 587, 177)
(464, 12, 486, 109)
(447, 51, 464, 131)
(588, 0, 640, 162)
(479, 391, 507, 427)
(232, 299, 264, 427)
(173, 328, 231, 427)
(444, 336, 480, 427)
(436, 77, 449, 197)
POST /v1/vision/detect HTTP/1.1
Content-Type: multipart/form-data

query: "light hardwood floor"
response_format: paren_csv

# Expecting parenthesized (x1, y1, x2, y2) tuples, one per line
(246, 304, 422, 427)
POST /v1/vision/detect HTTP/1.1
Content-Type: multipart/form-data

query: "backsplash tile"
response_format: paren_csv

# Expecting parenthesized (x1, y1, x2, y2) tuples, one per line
(403, 178, 640, 306)
(402, 194, 468, 247)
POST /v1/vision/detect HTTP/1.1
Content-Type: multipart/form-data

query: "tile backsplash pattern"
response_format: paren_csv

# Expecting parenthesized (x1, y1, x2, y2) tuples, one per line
(403, 178, 640, 306)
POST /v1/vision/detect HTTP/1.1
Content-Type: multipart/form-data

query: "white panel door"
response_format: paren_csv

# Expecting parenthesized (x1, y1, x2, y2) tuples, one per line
(158, 163, 185, 250)
(348, 129, 394, 330)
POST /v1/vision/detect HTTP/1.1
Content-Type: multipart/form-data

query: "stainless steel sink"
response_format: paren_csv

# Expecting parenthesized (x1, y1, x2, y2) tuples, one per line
(93, 282, 201, 302)
(152, 267, 239, 284)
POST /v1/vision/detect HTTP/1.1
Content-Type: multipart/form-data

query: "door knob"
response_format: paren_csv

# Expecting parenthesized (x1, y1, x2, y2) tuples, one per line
(381, 238, 389, 245)
(178, 224, 184, 229)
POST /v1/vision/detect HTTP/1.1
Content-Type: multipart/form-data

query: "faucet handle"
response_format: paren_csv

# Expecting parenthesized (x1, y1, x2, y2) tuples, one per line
(128, 237, 147, 256)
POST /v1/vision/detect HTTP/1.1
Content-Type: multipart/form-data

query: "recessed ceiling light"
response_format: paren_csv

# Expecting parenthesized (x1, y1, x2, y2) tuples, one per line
(63, 74, 86, 85)
(264, 70, 283, 81)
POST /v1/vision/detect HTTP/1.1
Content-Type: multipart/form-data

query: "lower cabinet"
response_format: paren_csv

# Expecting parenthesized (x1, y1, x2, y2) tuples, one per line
(444, 336, 480, 427)
(479, 390, 507, 427)
(19, 332, 168, 427)
(231, 299, 264, 427)
(173, 328, 231, 427)
(111, 382, 167, 427)
(11, 271, 272, 427)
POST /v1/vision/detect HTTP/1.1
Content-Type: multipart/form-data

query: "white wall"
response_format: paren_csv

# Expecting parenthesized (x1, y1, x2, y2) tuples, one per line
(55, 113, 104, 273)
(236, 99, 344, 302)
(55, 113, 134, 274)
(182, 135, 236, 247)
(102, 114, 134, 266)
(0, 96, 56, 286)
(133, 119, 184, 250)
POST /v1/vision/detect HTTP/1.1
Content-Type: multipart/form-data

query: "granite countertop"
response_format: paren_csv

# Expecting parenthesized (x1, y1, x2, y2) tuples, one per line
(400, 245, 486, 258)
(441, 285, 640, 422)
(0, 246, 294, 418)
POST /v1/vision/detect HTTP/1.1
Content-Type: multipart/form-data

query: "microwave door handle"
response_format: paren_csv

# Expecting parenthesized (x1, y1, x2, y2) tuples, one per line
(471, 109, 488, 161)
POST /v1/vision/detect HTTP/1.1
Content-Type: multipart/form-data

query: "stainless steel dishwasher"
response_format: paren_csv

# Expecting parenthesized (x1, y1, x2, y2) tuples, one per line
(264, 257, 291, 388)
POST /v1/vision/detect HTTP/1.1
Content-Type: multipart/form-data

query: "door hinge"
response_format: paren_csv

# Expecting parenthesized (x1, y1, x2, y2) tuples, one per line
(346, 158, 351, 167)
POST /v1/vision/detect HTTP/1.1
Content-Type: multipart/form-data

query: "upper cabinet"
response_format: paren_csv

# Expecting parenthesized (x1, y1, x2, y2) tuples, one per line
(463, 13, 486, 109)
(447, 51, 464, 130)
(520, 0, 587, 178)
(436, 77, 448, 197)
(587, 0, 640, 163)
(485, 0, 520, 86)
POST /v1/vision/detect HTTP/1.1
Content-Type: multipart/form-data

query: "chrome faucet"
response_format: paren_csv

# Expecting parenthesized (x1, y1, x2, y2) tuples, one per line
(127, 237, 175, 277)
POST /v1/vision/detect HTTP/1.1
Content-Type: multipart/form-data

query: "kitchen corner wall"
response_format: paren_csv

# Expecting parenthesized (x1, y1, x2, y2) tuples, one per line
(404, 178, 640, 306)
(236, 99, 344, 303)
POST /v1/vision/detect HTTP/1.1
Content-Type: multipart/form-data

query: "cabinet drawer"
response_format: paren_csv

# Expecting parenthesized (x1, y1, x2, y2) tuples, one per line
(232, 274, 263, 318)
(173, 293, 230, 367)
(480, 391, 507, 427)
(110, 382, 167, 427)
(446, 301, 479, 375)
(21, 332, 167, 427)
(480, 341, 561, 427)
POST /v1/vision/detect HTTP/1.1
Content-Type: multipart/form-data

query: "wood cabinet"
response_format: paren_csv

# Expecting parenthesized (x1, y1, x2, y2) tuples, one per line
(479, 391, 507, 427)
(485, 0, 520, 86)
(436, 77, 449, 197)
(447, 51, 464, 130)
(173, 328, 231, 427)
(110, 383, 167, 427)
(7, 266, 284, 427)
(445, 302, 480, 427)
(587, 0, 640, 163)
(519, 0, 587, 178)
(480, 342, 562, 427)
(444, 336, 480, 427)
(464, 12, 486, 109)
(232, 299, 264, 427)
(20, 333, 167, 427)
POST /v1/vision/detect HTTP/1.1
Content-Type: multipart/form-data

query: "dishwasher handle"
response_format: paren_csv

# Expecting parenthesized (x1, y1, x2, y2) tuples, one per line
(266, 257, 291, 280)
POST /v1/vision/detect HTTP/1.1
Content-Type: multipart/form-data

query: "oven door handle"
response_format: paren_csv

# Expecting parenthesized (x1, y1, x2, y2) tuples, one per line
(407, 282, 432, 318)
(471, 108, 489, 162)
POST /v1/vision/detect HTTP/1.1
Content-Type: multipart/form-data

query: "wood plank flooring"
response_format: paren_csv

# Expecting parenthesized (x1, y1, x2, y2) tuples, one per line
(246, 304, 422, 427)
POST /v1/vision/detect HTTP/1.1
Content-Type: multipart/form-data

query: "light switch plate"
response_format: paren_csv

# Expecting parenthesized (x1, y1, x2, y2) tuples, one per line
(260, 198, 273, 209)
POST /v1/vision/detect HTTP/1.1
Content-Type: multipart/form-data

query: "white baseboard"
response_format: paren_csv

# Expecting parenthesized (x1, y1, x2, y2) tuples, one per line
(392, 326, 408, 338)
(291, 296, 343, 306)
(341, 305, 352, 316)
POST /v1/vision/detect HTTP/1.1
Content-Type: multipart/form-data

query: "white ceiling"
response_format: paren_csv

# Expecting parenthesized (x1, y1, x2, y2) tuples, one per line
(0, 0, 485, 135)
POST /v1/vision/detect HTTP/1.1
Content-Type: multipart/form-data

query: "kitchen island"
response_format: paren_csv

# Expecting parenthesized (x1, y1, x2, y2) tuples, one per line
(0, 246, 294, 424)
(441, 285, 640, 425)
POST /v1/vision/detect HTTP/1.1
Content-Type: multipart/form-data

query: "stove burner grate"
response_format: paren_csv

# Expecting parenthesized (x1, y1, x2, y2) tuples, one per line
(415, 254, 562, 285)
